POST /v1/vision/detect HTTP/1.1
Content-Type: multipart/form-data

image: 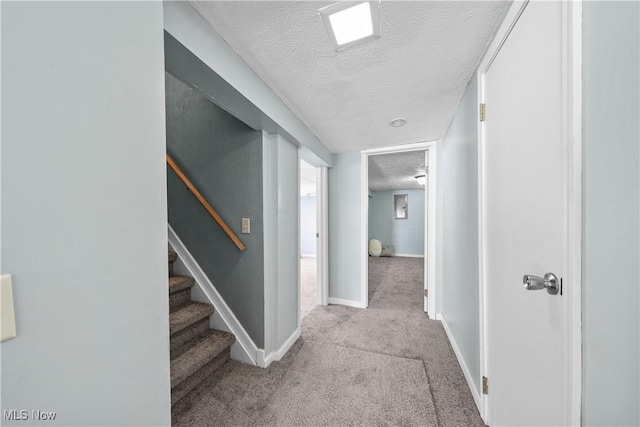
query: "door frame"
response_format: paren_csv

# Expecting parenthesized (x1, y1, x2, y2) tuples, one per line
(476, 1, 582, 424)
(361, 141, 438, 317)
(317, 166, 329, 307)
(297, 160, 329, 329)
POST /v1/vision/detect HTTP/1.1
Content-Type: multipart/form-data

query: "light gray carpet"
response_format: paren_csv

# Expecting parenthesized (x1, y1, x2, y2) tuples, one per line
(259, 342, 437, 426)
(300, 257, 318, 319)
(172, 256, 483, 427)
(304, 257, 484, 426)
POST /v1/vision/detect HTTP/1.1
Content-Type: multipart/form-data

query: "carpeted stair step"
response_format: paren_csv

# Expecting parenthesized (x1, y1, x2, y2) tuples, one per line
(171, 345, 232, 406)
(170, 329, 236, 390)
(169, 275, 195, 311)
(168, 250, 178, 276)
(170, 318, 210, 351)
(170, 302, 214, 336)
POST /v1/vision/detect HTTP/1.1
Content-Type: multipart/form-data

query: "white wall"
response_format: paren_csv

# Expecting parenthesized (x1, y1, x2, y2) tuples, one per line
(439, 74, 481, 393)
(300, 196, 317, 257)
(276, 136, 300, 348)
(582, 2, 639, 425)
(1, 2, 170, 425)
(368, 189, 425, 256)
(263, 133, 300, 362)
(328, 152, 362, 303)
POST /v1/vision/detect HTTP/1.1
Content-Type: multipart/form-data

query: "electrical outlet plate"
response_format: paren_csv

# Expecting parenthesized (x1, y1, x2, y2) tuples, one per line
(1, 275, 17, 342)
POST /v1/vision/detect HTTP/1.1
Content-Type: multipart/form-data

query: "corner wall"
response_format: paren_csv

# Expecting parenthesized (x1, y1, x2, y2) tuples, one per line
(582, 2, 639, 424)
(1, 2, 170, 425)
(328, 152, 363, 303)
(263, 133, 300, 361)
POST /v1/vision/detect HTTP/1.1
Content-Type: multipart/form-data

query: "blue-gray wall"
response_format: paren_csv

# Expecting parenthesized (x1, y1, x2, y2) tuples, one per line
(300, 196, 317, 257)
(439, 74, 481, 394)
(582, 2, 640, 425)
(369, 190, 425, 256)
(328, 152, 363, 303)
(165, 73, 265, 348)
(1, 2, 171, 425)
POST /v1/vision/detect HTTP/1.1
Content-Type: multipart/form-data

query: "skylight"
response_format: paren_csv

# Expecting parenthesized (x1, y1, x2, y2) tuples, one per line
(319, 2, 381, 51)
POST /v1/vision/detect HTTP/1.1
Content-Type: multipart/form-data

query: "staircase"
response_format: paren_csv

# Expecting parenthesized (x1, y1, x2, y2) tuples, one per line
(168, 250, 235, 405)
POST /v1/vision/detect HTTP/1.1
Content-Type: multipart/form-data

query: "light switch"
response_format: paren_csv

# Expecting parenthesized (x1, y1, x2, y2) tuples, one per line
(241, 218, 251, 234)
(1, 275, 16, 342)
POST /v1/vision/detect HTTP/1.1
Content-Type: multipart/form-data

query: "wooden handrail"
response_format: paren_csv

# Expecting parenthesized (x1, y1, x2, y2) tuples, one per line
(166, 154, 246, 252)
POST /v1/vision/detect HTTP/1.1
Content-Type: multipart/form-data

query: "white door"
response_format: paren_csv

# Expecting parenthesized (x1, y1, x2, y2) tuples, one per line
(482, 1, 570, 425)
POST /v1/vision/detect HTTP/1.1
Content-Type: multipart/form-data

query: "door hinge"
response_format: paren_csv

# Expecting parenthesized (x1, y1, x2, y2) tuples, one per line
(424, 289, 428, 298)
(482, 376, 489, 395)
(479, 103, 486, 121)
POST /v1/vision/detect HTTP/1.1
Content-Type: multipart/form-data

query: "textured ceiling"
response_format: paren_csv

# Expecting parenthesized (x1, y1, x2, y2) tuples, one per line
(369, 151, 426, 191)
(189, 1, 510, 154)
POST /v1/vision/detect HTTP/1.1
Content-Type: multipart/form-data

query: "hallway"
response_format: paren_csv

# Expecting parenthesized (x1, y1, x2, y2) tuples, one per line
(172, 257, 481, 426)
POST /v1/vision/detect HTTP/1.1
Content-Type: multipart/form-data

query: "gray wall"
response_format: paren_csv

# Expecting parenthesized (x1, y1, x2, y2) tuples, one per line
(582, 2, 640, 425)
(328, 152, 363, 303)
(300, 196, 317, 257)
(439, 74, 481, 393)
(165, 73, 265, 348)
(368, 189, 425, 256)
(1, 2, 170, 425)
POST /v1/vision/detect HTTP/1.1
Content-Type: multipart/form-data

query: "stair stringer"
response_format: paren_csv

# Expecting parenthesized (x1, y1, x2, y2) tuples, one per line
(168, 224, 259, 366)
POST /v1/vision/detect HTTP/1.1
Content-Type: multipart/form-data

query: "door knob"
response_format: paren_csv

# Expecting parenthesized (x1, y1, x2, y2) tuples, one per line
(522, 273, 559, 295)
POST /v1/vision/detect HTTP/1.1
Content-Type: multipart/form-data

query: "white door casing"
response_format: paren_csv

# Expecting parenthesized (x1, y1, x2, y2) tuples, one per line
(317, 166, 329, 307)
(361, 141, 437, 316)
(478, 1, 582, 425)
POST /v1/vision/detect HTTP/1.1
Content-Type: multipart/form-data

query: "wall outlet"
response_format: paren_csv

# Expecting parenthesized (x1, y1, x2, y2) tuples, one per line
(241, 218, 251, 234)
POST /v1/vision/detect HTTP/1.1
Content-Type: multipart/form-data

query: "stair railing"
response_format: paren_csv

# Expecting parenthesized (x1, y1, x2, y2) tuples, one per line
(166, 154, 246, 252)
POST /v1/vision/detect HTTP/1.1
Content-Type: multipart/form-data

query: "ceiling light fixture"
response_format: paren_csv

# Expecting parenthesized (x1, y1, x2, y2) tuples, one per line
(389, 118, 407, 127)
(319, 2, 381, 51)
(415, 174, 426, 186)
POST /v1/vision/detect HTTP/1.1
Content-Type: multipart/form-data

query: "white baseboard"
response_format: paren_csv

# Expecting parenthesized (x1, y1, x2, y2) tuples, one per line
(438, 313, 482, 413)
(256, 327, 301, 368)
(168, 225, 259, 366)
(329, 297, 366, 308)
(394, 253, 425, 258)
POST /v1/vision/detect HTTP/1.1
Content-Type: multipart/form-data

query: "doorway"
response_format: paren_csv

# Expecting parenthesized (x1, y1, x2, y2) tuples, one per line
(300, 159, 319, 319)
(361, 142, 437, 316)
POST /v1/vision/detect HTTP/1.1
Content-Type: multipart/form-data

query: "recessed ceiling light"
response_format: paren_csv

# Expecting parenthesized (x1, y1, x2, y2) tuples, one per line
(319, 2, 381, 51)
(389, 118, 407, 127)
(415, 174, 426, 186)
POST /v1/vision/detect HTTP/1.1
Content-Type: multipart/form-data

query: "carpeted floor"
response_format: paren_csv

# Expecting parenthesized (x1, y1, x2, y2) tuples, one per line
(172, 256, 484, 427)
(300, 257, 318, 319)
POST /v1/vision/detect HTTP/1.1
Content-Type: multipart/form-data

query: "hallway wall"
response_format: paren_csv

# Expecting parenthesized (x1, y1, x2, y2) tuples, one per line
(582, 2, 639, 424)
(328, 152, 363, 304)
(0, 2, 170, 425)
(439, 74, 481, 394)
